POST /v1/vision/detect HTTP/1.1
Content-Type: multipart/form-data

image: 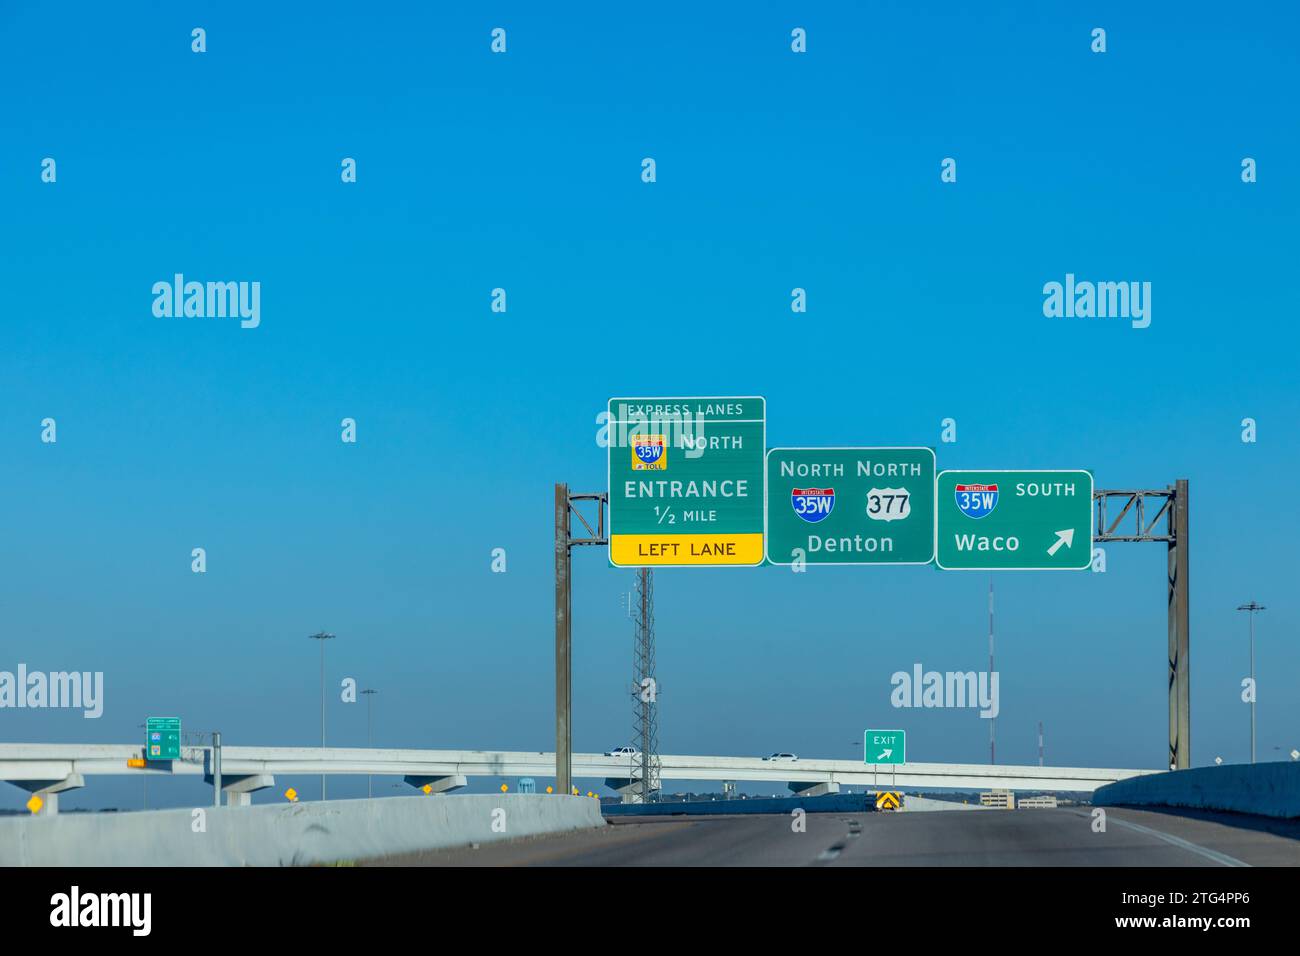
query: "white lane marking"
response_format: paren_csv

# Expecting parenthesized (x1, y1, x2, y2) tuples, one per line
(1105, 816, 1251, 867)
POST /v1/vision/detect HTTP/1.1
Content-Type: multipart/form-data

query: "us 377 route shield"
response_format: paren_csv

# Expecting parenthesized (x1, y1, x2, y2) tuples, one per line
(936, 469, 1094, 570)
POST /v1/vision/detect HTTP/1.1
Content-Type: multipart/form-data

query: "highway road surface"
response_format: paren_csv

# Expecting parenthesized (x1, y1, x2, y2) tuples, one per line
(363, 806, 1300, 867)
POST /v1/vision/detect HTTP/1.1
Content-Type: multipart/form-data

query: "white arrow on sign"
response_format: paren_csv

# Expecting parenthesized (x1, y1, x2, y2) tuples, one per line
(1047, 529, 1075, 557)
(876, 749, 892, 760)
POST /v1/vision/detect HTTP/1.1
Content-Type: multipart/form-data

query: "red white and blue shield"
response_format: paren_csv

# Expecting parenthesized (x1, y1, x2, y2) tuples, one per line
(955, 483, 998, 519)
(791, 487, 835, 523)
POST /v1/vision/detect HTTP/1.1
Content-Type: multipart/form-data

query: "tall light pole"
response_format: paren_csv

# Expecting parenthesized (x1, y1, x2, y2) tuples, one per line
(308, 631, 335, 799)
(988, 577, 995, 765)
(137, 722, 148, 810)
(1236, 602, 1265, 764)
(361, 688, 378, 798)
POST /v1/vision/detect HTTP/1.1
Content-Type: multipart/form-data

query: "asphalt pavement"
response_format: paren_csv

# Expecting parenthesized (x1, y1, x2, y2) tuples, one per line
(363, 805, 1300, 867)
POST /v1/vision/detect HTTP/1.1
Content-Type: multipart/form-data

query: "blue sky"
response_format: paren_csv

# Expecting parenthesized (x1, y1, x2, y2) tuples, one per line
(2, 3, 1298, 809)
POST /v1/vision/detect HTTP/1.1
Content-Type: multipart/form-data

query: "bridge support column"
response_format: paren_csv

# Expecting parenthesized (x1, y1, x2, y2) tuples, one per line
(404, 774, 467, 795)
(604, 777, 661, 804)
(216, 774, 275, 807)
(788, 781, 839, 797)
(12, 774, 85, 816)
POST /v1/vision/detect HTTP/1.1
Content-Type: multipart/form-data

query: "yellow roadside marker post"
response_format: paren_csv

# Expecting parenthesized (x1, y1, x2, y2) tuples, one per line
(285, 788, 299, 803)
(26, 794, 43, 814)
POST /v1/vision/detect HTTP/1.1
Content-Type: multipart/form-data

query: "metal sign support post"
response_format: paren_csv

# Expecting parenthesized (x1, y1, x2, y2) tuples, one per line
(555, 485, 607, 796)
(1094, 481, 1189, 770)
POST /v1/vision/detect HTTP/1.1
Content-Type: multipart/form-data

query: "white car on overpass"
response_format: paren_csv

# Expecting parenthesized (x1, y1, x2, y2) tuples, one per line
(763, 752, 799, 762)
(605, 746, 641, 759)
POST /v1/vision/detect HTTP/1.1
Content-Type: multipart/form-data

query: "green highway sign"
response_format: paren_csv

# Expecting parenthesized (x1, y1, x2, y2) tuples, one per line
(865, 729, 905, 764)
(936, 470, 1094, 570)
(608, 397, 766, 567)
(765, 448, 935, 565)
(145, 717, 181, 761)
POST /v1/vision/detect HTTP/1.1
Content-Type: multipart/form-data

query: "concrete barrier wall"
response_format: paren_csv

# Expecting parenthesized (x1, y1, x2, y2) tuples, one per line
(1093, 762, 1300, 819)
(0, 794, 605, 866)
(903, 796, 992, 812)
(603, 792, 876, 816)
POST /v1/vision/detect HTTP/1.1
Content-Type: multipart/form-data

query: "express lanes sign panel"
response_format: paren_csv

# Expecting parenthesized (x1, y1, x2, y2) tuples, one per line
(608, 397, 766, 566)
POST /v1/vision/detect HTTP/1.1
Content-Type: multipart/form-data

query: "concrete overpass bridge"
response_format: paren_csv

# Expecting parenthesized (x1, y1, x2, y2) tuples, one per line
(0, 743, 1159, 813)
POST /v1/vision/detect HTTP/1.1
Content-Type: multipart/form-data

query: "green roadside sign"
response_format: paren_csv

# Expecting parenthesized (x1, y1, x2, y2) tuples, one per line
(865, 729, 905, 764)
(607, 397, 765, 567)
(145, 717, 181, 761)
(936, 470, 1093, 570)
(765, 448, 935, 565)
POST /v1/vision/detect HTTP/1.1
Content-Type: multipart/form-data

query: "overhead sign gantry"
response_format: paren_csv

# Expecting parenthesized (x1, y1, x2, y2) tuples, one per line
(553, 397, 1186, 798)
